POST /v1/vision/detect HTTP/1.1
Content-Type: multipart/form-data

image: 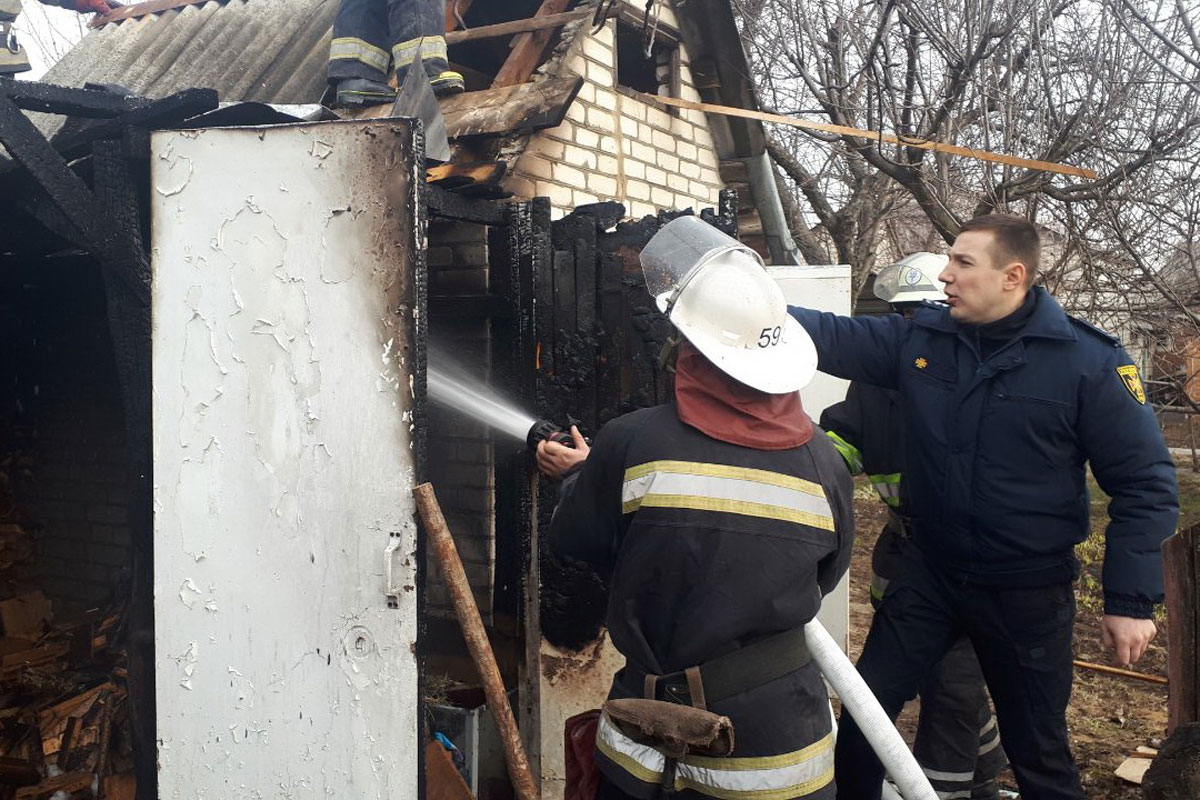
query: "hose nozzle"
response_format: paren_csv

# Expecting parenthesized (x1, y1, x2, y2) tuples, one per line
(527, 419, 574, 451)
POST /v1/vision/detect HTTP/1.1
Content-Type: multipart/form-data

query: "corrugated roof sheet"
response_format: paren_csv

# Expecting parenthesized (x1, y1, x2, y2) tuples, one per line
(43, 0, 337, 104)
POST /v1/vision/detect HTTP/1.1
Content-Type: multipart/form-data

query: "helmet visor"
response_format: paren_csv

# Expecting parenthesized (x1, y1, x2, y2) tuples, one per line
(640, 216, 763, 310)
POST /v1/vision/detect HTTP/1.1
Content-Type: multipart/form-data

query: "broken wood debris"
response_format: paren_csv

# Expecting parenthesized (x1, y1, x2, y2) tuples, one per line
(0, 456, 134, 797)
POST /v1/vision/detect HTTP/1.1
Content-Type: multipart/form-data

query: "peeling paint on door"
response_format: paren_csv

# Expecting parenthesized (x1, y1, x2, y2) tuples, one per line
(151, 121, 423, 799)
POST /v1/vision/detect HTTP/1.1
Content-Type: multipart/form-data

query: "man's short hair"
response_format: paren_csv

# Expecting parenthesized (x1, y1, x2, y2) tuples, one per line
(960, 214, 1040, 286)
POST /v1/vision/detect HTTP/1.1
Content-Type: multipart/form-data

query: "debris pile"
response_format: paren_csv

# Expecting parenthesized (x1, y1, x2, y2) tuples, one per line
(0, 454, 134, 799)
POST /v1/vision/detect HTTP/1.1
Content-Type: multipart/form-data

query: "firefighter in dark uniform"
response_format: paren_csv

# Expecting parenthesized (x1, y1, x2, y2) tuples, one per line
(537, 216, 855, 800)
(820, 253, 1006, 800)
(1, 0, 117, 75)
(326, 0, 464, 107)
(789, 214, 1178, 800)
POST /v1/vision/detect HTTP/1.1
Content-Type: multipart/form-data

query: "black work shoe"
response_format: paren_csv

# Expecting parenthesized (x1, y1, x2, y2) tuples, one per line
(969, 780, 1001, 800)
(430, 70, 465, 98)
(333, 78, 397, 108)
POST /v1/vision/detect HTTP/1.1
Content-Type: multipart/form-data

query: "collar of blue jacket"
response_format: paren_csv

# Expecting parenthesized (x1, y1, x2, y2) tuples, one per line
(910, 286, 1076, 342)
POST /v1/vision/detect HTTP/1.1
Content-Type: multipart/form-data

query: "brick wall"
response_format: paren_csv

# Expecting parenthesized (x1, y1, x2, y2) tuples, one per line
(426, 219, 496, 621)
(506, 7, 726, 219)
(3, 263, 132, 617)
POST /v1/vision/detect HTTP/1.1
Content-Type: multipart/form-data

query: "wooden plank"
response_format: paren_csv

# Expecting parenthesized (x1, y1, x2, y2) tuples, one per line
(426, 740, 474, 800)
(0, 642, 68, 670)
(339, 77, 582, 140)
(446, 9, 592, 46)
(443, 76, 582, 138)
(572, 215, 598, 432)
(646, 93, 1100, 180)
(38, 683, 115, 732)
(427, 161, 506, 187)
(0, 757, 40, 787)
(444, 0, 475, 32)
(56, 717, 81, 772)
(1115, 756, 1153, 785)
(492, 0, 575, 89)
(15, 772, 94, 799)
(1164, 528, 1198, 733)
(101, 773, 136, 800)
(0, 593, 52, 639)
(91, 0, 211, 27)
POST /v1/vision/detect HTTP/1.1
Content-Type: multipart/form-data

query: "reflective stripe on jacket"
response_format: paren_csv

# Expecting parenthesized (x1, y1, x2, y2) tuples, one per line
(595, 713, 835, 800)
(551, 404, 854, 800)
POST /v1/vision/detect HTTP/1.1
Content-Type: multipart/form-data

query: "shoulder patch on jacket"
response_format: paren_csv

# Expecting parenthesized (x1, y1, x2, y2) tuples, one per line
(1116, 364, 1147, 404)
(1067, 315, 1121, 347)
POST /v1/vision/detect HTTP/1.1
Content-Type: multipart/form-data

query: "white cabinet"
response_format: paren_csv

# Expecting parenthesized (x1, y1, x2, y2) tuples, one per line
(770, 265, 853, 653)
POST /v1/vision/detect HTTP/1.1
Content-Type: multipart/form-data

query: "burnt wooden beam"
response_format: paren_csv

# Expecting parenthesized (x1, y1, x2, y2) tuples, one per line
(492, 0, 574, 89)
(444, 0, 475, 31)
(445, 8, 593, 46)
(442, 76, 582, 138)
(91, 138, 156, 799)
(427, 185, 506, 225)
(343, 77, 582, 140)
(51, 87, 218, 163)
(0, 78, 146, 118)
(0, 96, 140, 293)
(0, 100, 149, 305)
(429, 293, 513, 319)
(1165, 525, 1199, 732)
(427, 160, 506, 188)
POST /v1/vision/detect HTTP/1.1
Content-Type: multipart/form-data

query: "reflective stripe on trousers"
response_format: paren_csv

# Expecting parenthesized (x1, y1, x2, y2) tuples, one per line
(392, 34, 448, 68)
(622, 460, 835, 531)
(596, 713, 834, 800)
(329, 36, 391, 73)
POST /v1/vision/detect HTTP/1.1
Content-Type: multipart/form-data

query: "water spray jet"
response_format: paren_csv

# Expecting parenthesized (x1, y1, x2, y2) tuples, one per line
(427, 363, 576, 451)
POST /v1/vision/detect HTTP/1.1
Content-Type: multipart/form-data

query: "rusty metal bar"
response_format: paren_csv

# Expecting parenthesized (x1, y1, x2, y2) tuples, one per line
(413, 483, 541, 800)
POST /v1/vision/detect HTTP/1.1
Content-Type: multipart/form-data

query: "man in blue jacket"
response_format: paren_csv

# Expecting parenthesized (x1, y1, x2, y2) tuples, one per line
(790, 214, 1178, 800)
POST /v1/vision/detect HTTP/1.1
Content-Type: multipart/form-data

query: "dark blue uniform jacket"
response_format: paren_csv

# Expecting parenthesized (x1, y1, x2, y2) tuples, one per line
(790, 287, 1178, 617)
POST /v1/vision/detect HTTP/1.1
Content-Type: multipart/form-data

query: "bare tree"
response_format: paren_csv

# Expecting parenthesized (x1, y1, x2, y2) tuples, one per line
(734, 0, 1200, 324)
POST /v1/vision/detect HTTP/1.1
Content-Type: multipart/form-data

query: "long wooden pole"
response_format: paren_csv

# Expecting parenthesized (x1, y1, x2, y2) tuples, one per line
(643, 93, 1098, 180)
(1073, 658, 1169, 685)
(446, 9, 594, 46)
(414, 483, 541, 800)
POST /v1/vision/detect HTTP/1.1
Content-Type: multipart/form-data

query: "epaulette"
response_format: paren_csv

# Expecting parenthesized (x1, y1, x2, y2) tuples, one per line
(1067, 314, 1122, 347)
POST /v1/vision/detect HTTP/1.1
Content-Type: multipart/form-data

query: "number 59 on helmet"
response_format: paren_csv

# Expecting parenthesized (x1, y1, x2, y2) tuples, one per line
(639, 216, 818, 395)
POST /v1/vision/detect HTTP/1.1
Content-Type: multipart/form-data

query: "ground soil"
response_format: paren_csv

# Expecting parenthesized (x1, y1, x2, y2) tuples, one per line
(844, 466, 1200, 799)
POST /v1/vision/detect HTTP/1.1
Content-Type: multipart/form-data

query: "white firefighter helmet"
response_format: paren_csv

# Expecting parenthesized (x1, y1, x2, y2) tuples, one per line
(639, 216, 818, 394)
(872, 252, 948, 305)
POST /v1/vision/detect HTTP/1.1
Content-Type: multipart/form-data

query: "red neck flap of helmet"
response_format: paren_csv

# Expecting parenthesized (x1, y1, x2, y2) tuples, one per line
(673, 341, 813, 450)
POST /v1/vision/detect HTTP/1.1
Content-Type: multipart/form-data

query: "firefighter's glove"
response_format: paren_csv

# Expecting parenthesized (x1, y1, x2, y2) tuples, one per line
(74, 0, 120, 14)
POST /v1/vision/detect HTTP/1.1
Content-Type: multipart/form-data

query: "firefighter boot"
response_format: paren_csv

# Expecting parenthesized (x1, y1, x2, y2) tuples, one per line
(333, 77, 397, 108)
(969, 779, 1000, 800)
(0, 20, 31, 76)
(429, 70, 464, 97)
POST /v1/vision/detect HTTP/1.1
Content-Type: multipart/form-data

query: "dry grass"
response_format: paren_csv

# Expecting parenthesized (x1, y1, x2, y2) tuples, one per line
(844, 463, 1200, 798)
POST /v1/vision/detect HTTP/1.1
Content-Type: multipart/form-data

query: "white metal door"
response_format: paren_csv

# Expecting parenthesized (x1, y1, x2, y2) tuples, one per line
(151, 121, 424, 799)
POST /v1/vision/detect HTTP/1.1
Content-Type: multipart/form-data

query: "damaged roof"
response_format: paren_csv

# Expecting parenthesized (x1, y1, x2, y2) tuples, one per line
(42, 0, 337, 105)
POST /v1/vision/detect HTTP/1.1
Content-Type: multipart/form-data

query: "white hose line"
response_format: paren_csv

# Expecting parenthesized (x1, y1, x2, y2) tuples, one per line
(805, 619, 938, 800)
(828, 700, 906, 800)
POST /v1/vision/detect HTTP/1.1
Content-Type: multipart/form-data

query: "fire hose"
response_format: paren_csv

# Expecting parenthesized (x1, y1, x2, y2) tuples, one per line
(806, 619, 938, 800)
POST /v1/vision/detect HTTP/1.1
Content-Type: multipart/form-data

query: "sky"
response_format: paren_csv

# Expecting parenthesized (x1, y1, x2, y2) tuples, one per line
(11, 2, 90, 80)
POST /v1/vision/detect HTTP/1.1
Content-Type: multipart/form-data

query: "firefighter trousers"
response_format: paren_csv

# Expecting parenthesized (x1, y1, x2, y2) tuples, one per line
(328, 0, 448, 85)
(834, 547, 1084, 800)
(870, 526, 1007, 797)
